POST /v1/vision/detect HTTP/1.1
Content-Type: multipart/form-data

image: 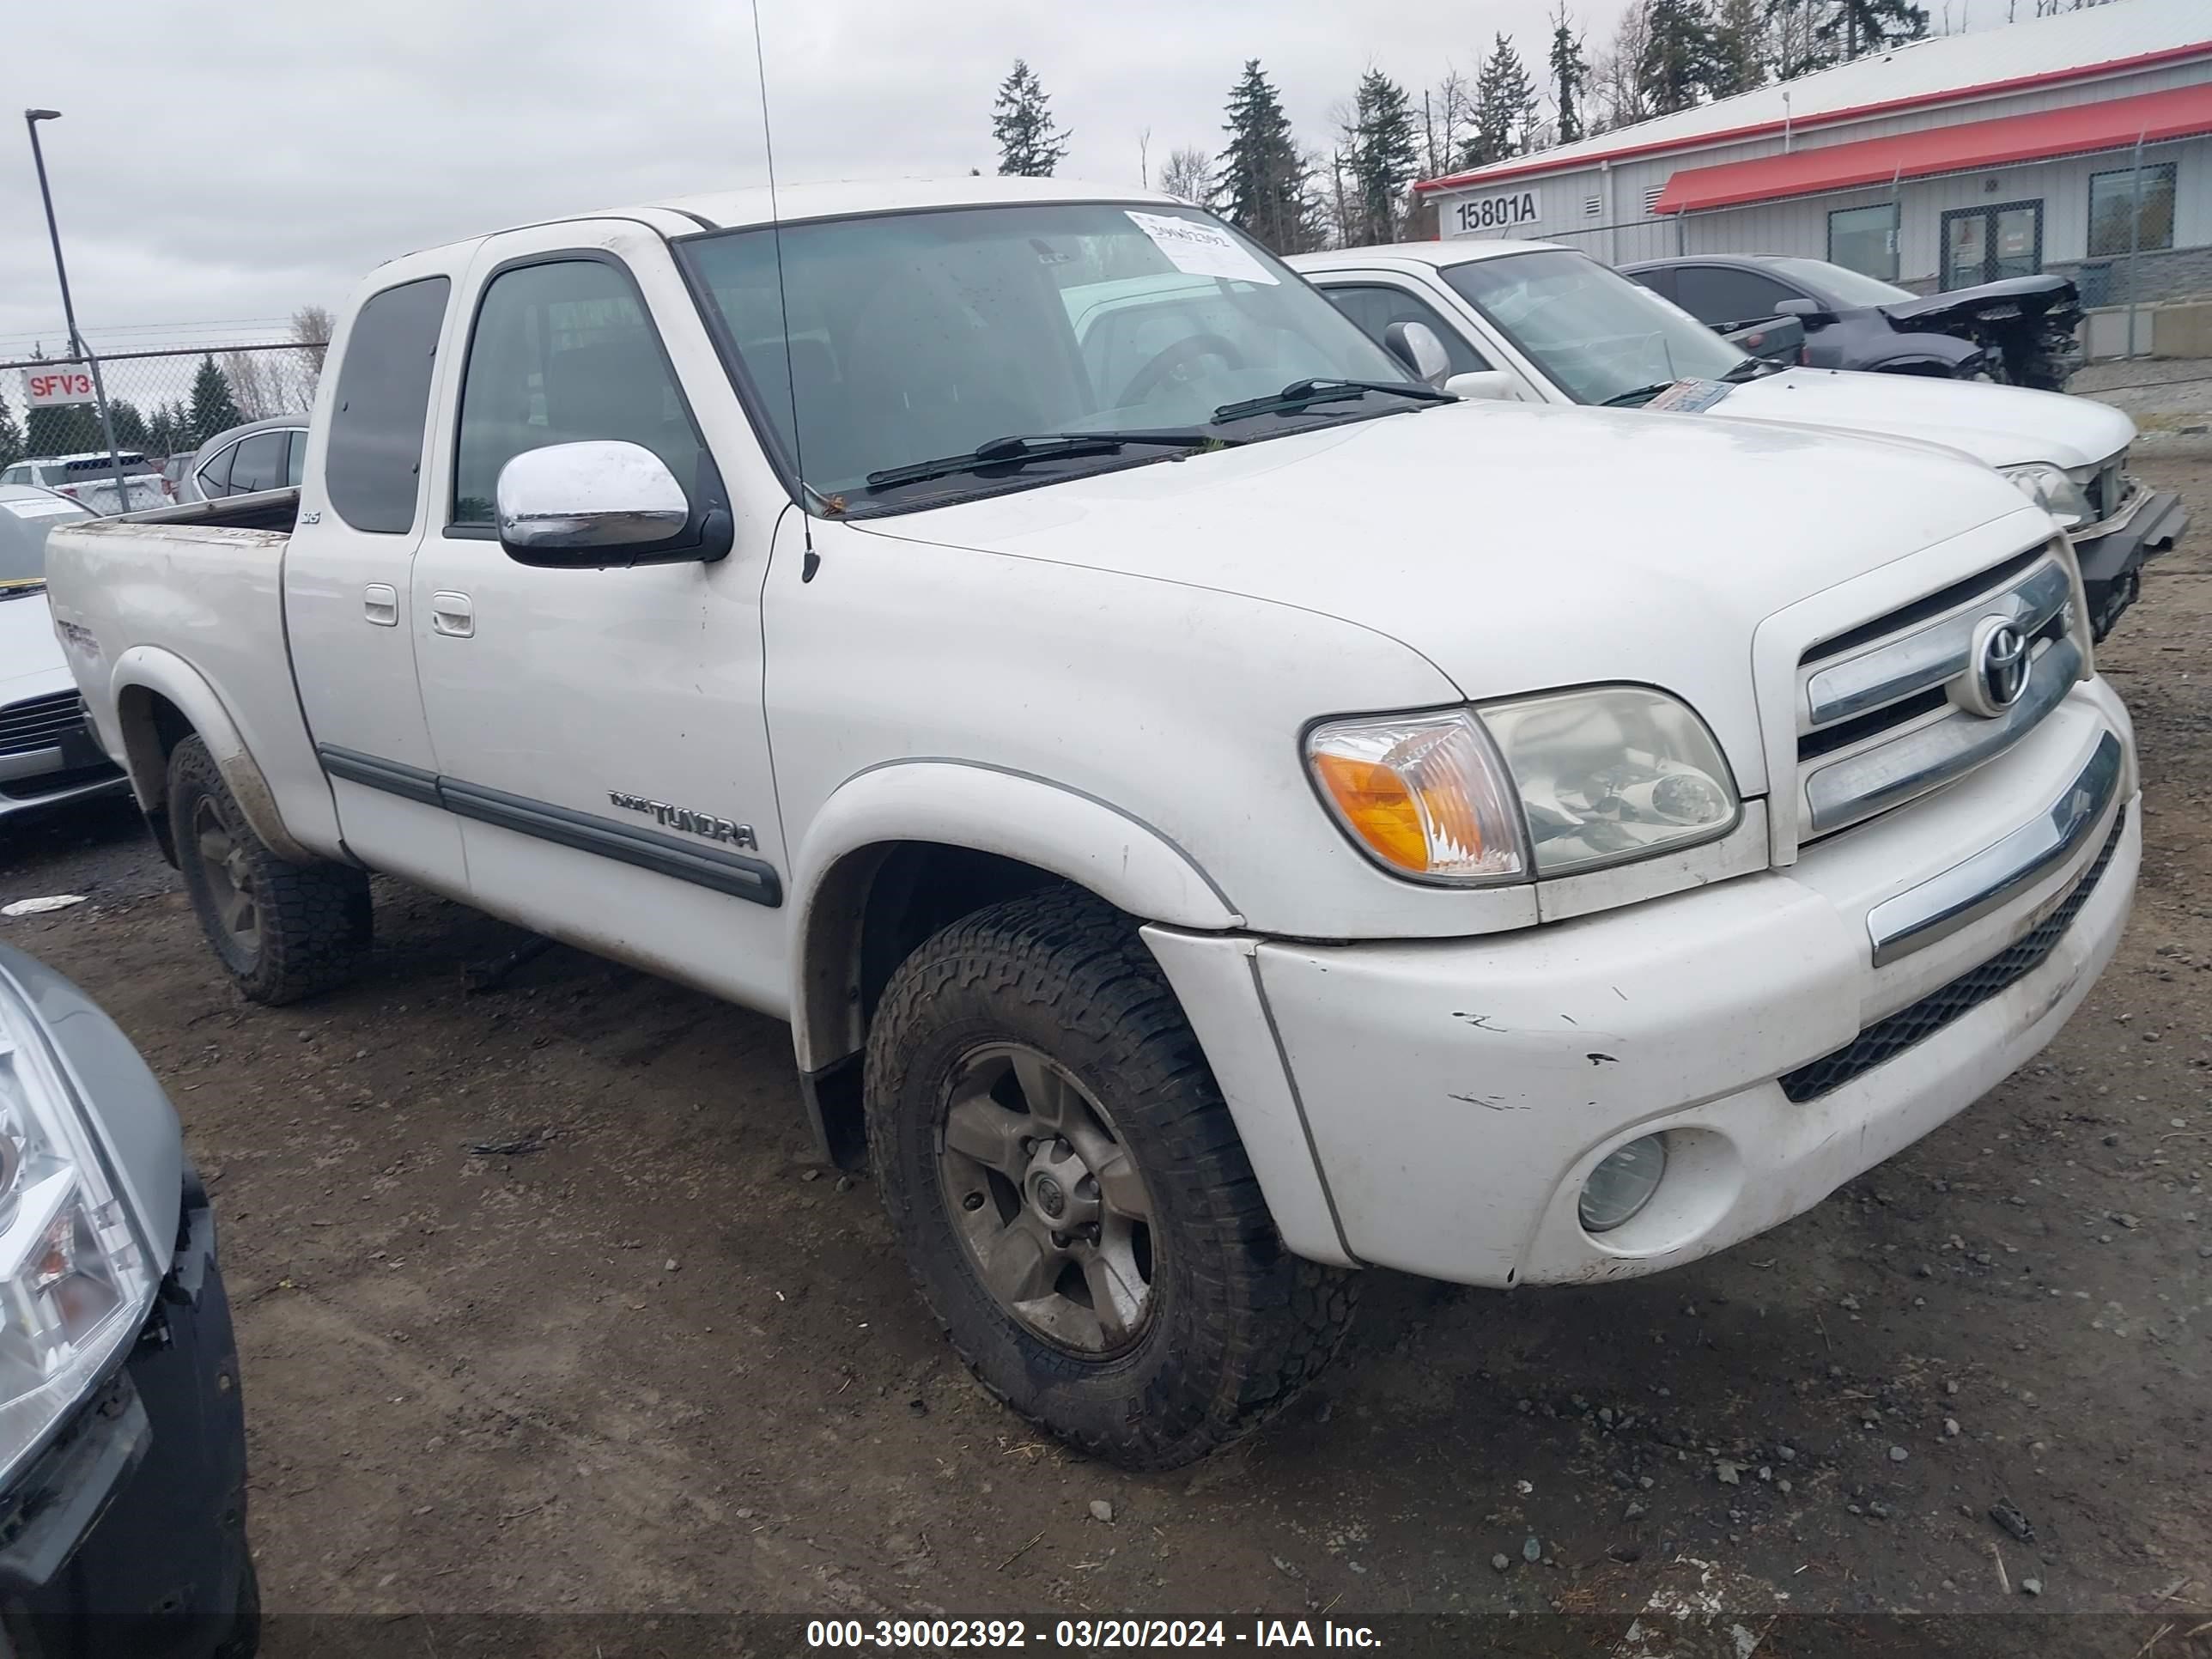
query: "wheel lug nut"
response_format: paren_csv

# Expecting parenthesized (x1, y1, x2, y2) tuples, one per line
(962, 1192, 985, 1212)
(1050, 1231, 1071, 1249)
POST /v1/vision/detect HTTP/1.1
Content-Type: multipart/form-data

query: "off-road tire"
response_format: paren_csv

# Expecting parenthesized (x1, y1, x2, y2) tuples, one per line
(168, 735, 370, 1005)
(866, 888, 1359, 1468)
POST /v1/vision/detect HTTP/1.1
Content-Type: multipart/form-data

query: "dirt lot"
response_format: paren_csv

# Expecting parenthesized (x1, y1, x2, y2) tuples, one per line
(3, 444, 2209, 1650)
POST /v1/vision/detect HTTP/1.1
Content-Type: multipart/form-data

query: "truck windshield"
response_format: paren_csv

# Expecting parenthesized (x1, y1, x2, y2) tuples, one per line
(1441, 248, 1751, 407)
(678, 203, 1419, 510)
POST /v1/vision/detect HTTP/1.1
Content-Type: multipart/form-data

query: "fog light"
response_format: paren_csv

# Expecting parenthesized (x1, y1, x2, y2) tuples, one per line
(1579, 1134, 1667, 1233)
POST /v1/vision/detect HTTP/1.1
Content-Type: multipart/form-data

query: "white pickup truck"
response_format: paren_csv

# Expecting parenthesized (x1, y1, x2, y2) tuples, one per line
(46, 178, 2137, 1468)
(1291, 240, 2187, 641)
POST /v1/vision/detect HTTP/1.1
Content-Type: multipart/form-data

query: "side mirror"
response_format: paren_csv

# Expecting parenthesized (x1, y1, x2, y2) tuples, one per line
(1443, 369, 1519, 402)
(1774, 297, 1836, 325)
(1382, 320, 1453, 389)
(1723, 313, 1806, 364)
(495, 441, 729, 568)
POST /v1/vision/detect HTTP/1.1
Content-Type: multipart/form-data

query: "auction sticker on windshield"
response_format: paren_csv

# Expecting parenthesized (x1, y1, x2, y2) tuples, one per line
(1126, 211, 1279, 285)
(1644, 380, 1733, 414)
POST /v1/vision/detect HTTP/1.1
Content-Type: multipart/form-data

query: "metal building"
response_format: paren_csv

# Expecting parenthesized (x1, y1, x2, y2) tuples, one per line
(1414, 0, 2211, 308)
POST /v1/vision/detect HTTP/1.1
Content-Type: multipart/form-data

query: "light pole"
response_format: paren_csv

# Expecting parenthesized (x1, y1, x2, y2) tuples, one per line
(23, 109, 134, 510)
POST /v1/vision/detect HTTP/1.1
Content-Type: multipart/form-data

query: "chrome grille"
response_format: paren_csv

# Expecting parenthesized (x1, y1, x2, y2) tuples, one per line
(0, 691, 86, 757)
(1794, 546, 2080, 843)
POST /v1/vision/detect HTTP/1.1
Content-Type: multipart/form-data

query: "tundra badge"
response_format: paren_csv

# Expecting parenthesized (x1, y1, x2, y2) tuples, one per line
(608, 792, 758, 850)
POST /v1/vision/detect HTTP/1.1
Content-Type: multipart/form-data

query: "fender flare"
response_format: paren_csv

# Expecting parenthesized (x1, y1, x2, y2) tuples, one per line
(108, 646, 316, 865)
(787, 758, 1241, 1073)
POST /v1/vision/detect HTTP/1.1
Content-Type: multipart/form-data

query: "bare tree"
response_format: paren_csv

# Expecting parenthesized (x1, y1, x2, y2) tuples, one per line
(1589, 0, 1658, 132)
(219, 350, 285, 421)
(1138, 127, 1152, 187)
(1158, 145, 1213, 206)
(1418, 70, 1473, 180)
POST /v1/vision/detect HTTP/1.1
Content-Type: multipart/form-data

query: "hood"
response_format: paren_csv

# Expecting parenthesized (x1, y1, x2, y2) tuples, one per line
(0, 590, 70, 700)
(855, 399, 2050, 785)
(1714, 368, 2135, 470)
(1882, 272, 2081, 331)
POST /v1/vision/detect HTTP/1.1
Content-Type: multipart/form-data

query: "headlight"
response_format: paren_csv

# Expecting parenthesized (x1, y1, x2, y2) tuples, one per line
(1479, 686, 1740, 877)
(2002, 463, 2092, 530)
(0, 980, 158, 1488)
(1308, 688, 1740, 884)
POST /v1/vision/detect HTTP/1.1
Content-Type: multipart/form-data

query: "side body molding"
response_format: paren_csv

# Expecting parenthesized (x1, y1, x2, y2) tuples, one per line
(788, 758, 1242, 1074)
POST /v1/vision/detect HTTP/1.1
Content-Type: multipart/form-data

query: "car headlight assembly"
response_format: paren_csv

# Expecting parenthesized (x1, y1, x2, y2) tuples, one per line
(0, 980, 159, 1488)
(2002, 462, 2093, 530)
(1307, 687, 1739, 884)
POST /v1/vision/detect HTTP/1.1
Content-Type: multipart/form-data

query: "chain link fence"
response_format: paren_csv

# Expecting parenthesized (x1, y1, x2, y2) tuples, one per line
(0, 341, 327, 483)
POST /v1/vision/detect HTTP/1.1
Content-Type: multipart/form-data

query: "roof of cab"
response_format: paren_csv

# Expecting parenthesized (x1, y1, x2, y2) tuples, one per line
(648, 174, 1187, 231)
(1288, 240, 1558, 272)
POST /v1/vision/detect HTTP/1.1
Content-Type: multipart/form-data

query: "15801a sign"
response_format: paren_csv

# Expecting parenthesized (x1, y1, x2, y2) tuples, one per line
(22, 366, 95, 407)
(1451, 189, 1540, 235)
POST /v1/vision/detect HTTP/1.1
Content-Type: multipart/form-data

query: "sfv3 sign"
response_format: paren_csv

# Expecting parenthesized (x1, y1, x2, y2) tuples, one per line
(23, 367, 96, 407)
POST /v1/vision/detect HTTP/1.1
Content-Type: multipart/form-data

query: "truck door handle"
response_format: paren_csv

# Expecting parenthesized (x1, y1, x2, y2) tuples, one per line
(431, 592, 474, 638)
(363, 584, 398, 627)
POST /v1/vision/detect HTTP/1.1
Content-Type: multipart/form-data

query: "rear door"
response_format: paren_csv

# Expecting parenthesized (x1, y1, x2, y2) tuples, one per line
(283, 256, 470, 891)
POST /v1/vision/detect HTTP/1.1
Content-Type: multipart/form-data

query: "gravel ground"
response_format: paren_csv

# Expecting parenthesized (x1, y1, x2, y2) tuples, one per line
(0, 445, 2206, 1651)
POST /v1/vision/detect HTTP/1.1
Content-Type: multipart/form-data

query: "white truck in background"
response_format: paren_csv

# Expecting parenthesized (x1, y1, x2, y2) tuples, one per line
(45, 178, 2136, 1468)
(1291, 240, 2187, 641)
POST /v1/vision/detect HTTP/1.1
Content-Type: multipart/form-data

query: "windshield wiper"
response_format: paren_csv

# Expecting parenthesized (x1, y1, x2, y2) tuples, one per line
(1212, 379, 1454, 424)
(863, 430, 1223, 492)
(1600, 380, 1679, 408)
(1721, 358, 1777, 383)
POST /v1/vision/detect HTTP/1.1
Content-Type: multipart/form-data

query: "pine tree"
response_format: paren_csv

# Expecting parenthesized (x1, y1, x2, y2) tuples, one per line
(0, 391, 22, 471)
(992, 60, 1072, 178)
(1549, 7, 1590, 144)
(1639, 0, 1722, 116)
(1347, 70, 1419, 245)
(1818, 0, 1929, 62)
(27, 404, 100, 457)
(1216, 61, 1313, 254)
(1466, 34, 1539, 169)
(1708, 0, 1769, 94)
(108, 400, 149, 449)
(188, 356, 244, 446)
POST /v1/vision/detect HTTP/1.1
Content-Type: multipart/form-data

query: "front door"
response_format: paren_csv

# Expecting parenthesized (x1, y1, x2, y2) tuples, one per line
(1942, 200, 2043, 289)
(407, 224, 793, 1015)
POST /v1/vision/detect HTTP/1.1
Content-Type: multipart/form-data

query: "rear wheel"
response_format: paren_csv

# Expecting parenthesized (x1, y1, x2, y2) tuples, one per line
(866, 889, 1358, 1468)
(168, 736, 370, 1005)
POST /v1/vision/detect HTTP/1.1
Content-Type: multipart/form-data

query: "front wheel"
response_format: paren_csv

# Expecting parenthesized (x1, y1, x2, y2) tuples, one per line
(866, 889, 1358, 1468)
(168, 736, 371, 1005)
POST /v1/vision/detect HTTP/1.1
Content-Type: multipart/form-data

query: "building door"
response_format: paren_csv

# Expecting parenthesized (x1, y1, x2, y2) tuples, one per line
(1941, 200, 2043, 290)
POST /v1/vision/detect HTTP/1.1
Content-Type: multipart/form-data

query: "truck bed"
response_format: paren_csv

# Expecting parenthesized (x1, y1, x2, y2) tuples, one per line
(44, 487, 343, 863)
(119, 486, 301, 534)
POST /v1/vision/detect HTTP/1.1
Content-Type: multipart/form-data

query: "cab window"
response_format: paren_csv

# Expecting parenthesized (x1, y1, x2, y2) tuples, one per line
(1316, 283, 1492, 374)
(451, 258, 706, 527)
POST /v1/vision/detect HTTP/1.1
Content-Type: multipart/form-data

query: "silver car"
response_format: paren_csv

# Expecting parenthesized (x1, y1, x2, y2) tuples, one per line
(0, 453, 167, 516)
(0, 484, 130, 826)
(173, 416, 309, 505)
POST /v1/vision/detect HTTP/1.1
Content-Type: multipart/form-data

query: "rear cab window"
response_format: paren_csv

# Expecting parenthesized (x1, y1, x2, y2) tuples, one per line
(325, 276, 453, 533)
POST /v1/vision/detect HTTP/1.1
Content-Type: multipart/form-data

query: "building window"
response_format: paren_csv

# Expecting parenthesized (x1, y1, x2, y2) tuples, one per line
(2088, 162, 2177, 257)
(1827, 203, 1899, 282)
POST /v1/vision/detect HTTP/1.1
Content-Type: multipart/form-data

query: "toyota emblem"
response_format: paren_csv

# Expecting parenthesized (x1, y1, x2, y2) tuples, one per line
(1964, 617, 2030, 717)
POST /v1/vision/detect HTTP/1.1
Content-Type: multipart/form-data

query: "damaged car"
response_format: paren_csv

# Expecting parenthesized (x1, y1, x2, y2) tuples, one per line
(1621, 253, 2084, 392)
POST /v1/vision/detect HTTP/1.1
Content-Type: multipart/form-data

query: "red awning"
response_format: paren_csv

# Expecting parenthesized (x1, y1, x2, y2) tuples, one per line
(1652, 82, 2212, 215)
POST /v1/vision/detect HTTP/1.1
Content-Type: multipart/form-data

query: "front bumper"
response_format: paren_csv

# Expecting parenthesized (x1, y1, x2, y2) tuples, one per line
(1152, 680, 2136, 1288)
(0, 709, 128, 824)
(0, 1171, 254, 1659)
(2072, 489, 2187, 641)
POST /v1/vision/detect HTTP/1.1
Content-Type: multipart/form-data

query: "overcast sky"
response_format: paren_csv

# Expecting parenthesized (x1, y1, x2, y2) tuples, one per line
(0, 0, 1643, 361)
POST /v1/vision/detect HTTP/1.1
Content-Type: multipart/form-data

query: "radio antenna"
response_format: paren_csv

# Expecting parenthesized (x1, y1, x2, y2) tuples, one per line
(749, 0, 820, 580)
